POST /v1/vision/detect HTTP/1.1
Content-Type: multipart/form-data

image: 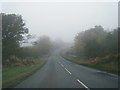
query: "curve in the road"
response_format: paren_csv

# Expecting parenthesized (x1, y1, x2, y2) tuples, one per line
(16, 49, 119, 88)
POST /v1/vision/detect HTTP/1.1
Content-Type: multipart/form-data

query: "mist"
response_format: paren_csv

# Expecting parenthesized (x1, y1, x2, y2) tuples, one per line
(2, 1, 119, 88)
(1, 2, 118, 44)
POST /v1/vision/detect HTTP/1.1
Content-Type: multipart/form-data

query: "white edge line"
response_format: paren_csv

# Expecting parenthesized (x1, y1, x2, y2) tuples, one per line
(77, 79, 90, 90)
(96, 71, 118, 78)
(64, 68, 72, 75)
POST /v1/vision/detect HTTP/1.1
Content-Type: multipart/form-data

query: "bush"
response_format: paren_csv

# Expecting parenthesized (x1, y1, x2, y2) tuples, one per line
(3, 55, 38, 67)
(90, 53, 119, 65)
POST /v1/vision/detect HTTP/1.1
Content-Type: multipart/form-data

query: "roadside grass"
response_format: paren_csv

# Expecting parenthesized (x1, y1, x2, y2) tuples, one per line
(61, 51, 119, 75)
(2, 60, 46, 88)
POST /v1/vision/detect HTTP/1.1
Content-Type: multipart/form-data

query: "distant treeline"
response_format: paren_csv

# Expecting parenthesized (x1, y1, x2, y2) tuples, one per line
(18, 36, 53, 59)
(70, 25, 118, 58)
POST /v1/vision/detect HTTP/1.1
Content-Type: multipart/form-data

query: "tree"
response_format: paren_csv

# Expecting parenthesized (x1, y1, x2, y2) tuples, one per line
(34, 36, 52, 56)
(73, 25, 118, 58)
(2, 13, 29, 60)
(105, 29, 118, 54)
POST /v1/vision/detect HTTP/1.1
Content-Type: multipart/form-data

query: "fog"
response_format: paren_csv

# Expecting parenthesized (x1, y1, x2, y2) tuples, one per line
(1, 2, 118, 43)
(1, 2, 119, 88)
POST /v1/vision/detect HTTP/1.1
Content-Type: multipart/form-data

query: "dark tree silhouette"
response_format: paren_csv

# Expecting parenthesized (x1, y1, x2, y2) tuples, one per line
(2, 13, 29, 60)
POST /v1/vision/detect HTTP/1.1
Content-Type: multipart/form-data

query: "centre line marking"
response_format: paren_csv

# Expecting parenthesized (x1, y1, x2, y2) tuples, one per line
(61, 64, 64, 67)
(65, 68, 72, 75)
(77, 79, 90, 90)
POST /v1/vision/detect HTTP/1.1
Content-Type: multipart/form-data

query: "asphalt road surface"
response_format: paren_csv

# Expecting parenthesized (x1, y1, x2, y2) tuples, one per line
(16, 49, 119, 89)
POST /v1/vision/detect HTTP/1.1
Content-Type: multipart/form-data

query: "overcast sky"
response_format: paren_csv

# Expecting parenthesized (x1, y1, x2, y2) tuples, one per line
(1, 2, 118, 43)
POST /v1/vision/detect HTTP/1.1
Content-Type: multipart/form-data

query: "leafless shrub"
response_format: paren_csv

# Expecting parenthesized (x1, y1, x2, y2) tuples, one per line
(3, 55, 39, 67)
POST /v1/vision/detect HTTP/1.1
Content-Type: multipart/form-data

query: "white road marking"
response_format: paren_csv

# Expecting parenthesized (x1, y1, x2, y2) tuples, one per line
(61, 64, 64, 67)
(76, 79, 90, 90)
(96, 71, 118, 78)
(64, 68, 72, 75)
(59, 62, 61, 64)
(59, 62, 89, 90)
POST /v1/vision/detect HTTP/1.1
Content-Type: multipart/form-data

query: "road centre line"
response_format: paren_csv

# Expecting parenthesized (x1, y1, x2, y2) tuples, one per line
(77, 79, 90, 90)
(59, 62, 71, 75)
(59, 62, 89, 89)
(61, 64, 64, 67)
(58, 61, 60, 64)
(64, 68, 72, 75)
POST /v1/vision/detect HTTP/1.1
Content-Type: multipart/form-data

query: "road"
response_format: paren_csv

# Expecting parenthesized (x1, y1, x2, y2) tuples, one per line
(16, 49, 119, 88)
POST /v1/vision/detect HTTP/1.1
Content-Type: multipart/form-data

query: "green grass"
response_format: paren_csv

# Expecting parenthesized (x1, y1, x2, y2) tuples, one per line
(61, 52, 119, 75)
(2, 60, 46, 88)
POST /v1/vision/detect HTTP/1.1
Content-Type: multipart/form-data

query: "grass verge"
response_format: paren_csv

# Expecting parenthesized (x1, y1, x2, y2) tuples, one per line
(61, 51, 119, 75)
(2, 60, 46, 88)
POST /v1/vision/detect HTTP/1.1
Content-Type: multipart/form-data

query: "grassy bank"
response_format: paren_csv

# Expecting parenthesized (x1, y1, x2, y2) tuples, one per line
(2, 60, 46, 88)
(61, 51, 119, 75)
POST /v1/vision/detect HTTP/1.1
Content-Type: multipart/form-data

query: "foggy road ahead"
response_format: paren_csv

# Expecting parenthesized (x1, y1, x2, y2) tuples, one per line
(16, 49, 119, 88)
